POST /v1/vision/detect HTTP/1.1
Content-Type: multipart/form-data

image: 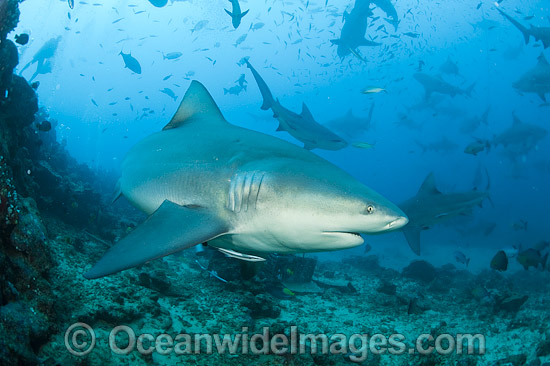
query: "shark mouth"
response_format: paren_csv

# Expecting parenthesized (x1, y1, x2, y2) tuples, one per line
(323, 231, 361, 238)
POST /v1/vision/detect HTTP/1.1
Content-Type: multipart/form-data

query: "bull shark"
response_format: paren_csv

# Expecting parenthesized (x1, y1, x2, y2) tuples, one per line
(414, 73, 475, 100)
(331, 0, 381, 59)
(399, 172, 489, 255)
(492, 113, 547, 156)
(84, 81, 408, 279)
(225, 0, 249, 29)
(496, 7, 550, 49)
(246, 60, 349, 150)
(513, 52, 550, 101)
(323, 104, 374, 140)
(371, 0, 399, 31)
(460, 106, 490, 135)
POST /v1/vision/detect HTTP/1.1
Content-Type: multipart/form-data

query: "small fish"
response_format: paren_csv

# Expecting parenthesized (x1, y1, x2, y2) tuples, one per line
(191, 20, 209, 33)
(464, 138, 490, 156)
(35, 120, 52, 132)
(68, 0, 74, 9)
(163, 74, 173, 81)
(160, 87, 177, 101)
(453, 251, 470, 267)
(490, 250, 508, 271)
(163, 52, 183, 60)
(476, 2, 482, 10)
(14, 33, 29, 45)
(351, 142, 375, 149)
(282, 288, 295, 296)
(362, 87, 386, 94)
(30, 81, 40, 90)
(364, 243, 372, 253)
(403, 32, 420, 38)
(112, 17, 124, 24)
(91, 99, 98, 107)
(120, 51, 142, 74)
(512, 220, 528, 231)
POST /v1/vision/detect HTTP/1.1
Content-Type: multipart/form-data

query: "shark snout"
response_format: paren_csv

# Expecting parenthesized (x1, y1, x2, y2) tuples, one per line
(386, 215, 409, 230)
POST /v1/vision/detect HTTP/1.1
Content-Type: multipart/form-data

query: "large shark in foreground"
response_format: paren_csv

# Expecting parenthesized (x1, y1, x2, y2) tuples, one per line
(513, 53, 550, 101)
(246, 60, 349, 150)
(84, 81, 408, 279)
(399, 173, 489, 255)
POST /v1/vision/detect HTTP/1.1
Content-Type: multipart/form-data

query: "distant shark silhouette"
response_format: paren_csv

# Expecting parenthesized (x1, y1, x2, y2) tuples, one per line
(331, 0, 381, 59)
(84, 81, 408, 279)
(414, 73, 475, 99)
(225, 0, 249, 29)
(371, 0, 399, 31)
(496, 7, 550, 49)
(513, 52, 550, 101)
(399, 172, 489, 255)
(246, 59, 349, 150)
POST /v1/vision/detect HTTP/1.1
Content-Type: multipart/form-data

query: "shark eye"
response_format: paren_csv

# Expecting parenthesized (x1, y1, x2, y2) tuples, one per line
(366, 205, 375, 214)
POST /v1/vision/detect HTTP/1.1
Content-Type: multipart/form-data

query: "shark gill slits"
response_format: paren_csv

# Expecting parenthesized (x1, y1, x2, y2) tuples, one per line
(227, 171, 265, 213)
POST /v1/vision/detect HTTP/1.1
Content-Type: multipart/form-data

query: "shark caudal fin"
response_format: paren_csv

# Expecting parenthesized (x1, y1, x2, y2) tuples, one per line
(496, 7, 531, 44)
(245, 59, 276, 111)
(84, 200, 229, 279)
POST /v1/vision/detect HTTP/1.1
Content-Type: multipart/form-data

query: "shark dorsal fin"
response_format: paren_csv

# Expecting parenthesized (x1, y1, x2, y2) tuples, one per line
(163, 81, 226, 130)
(301, 102, 315, 120)
(418, 172, 441, 196)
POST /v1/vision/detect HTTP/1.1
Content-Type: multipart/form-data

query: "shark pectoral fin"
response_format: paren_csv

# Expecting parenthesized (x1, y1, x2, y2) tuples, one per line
(84, 201, 228, 279)
(224, 9, 233, 17)
(538, 93, 547, 102)
(111, 179, 122, 204)
(240, 9, 249, 18)
(402, 226, 421, 255)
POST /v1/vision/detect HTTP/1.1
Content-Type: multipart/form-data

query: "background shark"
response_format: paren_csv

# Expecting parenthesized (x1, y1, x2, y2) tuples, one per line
(246, 59, 349, 150)
(496, 7, 550, 49)
(414, 72, 475, 99)
(225, 0, 248, 29)
(323, 104, 374, 141)
(513, 53, 550, 101)
(84, 81, 408, 279)
(399, 172, 490, 255)
(331, 0, 380, 59)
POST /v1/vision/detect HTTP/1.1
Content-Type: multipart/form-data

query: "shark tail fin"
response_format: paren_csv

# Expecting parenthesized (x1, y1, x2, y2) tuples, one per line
(245, 60, 275, 111)
(402, 226, 421, 255)
(496, 7, 530, 44)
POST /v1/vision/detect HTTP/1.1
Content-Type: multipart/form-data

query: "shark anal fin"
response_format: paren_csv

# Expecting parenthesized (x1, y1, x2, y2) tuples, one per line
(402, 226, 421, 255)
(84, 200, 228, 279)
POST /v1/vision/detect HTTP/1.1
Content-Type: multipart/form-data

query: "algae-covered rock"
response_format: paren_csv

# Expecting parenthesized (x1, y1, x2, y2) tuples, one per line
(402, 260, 437, 283)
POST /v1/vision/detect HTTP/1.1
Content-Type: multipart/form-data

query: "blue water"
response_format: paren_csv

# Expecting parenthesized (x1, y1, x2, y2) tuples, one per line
(12, 0, 549, 267)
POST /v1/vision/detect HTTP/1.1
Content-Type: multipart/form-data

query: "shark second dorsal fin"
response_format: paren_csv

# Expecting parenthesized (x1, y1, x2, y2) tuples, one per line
(301, 102, 315, 120)
(163, 81, 226, 130)
(418, 172, 441, 196)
